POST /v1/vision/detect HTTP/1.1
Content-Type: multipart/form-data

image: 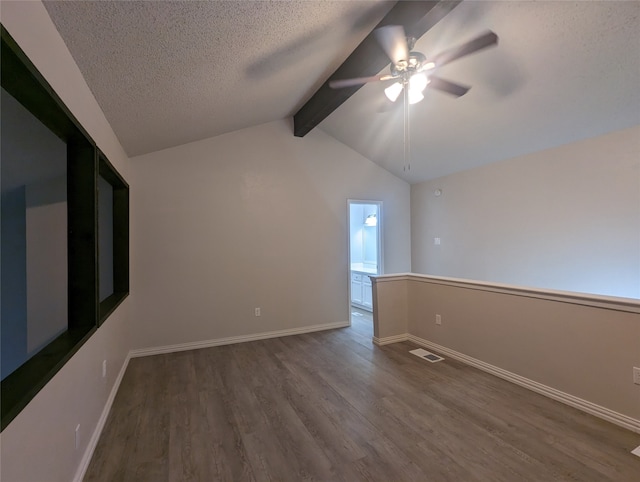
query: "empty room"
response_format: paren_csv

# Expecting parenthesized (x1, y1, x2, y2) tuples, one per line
(1, 1, 639, 481)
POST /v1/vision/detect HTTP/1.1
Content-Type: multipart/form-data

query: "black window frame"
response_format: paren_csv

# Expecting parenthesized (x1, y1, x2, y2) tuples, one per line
(0, 26, 129, 431)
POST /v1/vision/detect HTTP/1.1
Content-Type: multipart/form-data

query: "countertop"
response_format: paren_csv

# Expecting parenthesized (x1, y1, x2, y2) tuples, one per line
(351, 263, 378, 275)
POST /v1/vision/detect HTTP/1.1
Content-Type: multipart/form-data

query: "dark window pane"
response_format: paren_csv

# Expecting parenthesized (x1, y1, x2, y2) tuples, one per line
(1, 87, 67, 380)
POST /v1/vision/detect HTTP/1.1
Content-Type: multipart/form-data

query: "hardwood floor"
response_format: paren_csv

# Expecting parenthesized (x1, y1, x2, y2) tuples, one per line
(85, 318, 640, 481)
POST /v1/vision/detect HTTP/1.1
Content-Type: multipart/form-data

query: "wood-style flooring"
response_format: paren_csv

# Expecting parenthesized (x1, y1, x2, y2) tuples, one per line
(85, 314, 640, 481)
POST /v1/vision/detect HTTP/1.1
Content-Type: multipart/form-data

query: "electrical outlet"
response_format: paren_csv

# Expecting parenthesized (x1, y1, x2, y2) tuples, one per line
(255, 307, 261, 317)
(633, 367, 640, 385)
(102, 360, 107, 378)
(75, 424, 80, 450)
(435, 314, 442, 325)
(434, 237, 441, 246)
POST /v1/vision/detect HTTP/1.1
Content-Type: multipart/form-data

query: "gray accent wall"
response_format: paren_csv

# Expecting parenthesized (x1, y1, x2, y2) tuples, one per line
(411, 125, 640, 299)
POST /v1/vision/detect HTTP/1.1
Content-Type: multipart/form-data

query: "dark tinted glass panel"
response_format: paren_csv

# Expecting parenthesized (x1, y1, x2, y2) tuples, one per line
(1, 87, 68, 381)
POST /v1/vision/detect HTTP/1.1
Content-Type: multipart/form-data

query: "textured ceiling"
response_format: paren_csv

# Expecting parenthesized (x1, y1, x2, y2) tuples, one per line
(320, 0, 640, 182)
(43, 1, 639, 183)
(43, 0, 394, 157)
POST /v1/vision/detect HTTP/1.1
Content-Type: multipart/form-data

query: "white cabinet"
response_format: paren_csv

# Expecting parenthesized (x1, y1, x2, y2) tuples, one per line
(351, 273, 363, 305)
(362, 275, 372, 309)
(351, 271, 372, 311)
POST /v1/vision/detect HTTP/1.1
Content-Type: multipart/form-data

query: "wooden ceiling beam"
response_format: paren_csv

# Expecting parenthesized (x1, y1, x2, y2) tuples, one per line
(293, 0, 461, 137)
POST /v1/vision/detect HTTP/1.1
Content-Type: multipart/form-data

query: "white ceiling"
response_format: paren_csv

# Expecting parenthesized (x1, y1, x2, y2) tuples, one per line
(43, 1, 639, 184)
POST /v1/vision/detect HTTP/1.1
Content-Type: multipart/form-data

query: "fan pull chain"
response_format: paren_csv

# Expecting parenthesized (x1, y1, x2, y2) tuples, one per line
(403, 78, 410, 172)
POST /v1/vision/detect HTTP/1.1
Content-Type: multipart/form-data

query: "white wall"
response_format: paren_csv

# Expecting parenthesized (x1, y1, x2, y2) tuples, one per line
(411, 125, 640, 299)
(130, 119, 411, 349)
(0, 2, 132, 481)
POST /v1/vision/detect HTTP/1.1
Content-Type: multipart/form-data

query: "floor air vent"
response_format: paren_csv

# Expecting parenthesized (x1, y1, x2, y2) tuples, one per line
(410, 348, 444, 363)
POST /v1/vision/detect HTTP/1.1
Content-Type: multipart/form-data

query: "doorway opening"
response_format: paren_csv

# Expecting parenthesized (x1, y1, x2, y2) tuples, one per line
(348, 200, 382, 325)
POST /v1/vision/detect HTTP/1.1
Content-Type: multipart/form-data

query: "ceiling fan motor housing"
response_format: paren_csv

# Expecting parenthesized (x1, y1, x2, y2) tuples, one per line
(391, 51, 427, 78)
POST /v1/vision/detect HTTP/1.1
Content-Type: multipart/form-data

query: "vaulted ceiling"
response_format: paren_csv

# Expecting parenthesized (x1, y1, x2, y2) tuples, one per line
(43, 1, 639, 184)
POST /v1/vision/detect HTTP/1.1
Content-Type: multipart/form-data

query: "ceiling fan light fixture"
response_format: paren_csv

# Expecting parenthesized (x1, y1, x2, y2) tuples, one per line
(410, 73, 429, 92)
(384, 82, 403, 102)
(408, 89, 424, 105)
(365, 214, 377, 226)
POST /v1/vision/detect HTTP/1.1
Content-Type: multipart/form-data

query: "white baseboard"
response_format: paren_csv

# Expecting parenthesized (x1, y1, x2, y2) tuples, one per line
(130, 321, 350, 358)
(373, 333, 409, 346)
(73, 352, 132, 482)
(405, 335, 640, 434)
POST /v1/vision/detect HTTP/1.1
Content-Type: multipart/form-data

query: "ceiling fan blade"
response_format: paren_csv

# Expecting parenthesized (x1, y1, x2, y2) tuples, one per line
(428, 76, 470, 97)
(375, 25, 410, 66)
(329, 74, 395, 89)
(431, 30, 498, 67)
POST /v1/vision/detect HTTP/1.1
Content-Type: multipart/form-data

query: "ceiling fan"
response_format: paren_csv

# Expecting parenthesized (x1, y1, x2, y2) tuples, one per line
(329, 26, 498, 173)
(329, 26, 499, 104)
